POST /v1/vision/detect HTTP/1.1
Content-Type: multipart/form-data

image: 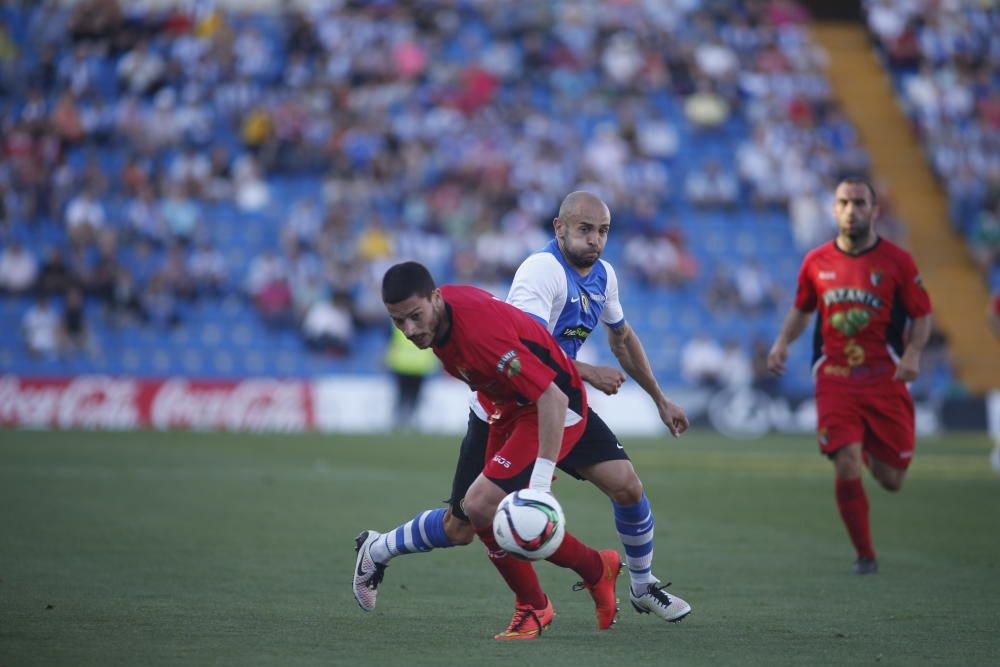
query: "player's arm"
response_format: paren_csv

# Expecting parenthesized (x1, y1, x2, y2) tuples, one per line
(528, 382, 569, 492)
(573, 359, 625, 395)
(767, 306, 812, 375)
(767, 307, 812, 376)
(606, 322, 689, 437)
(893, 314, 932, 382)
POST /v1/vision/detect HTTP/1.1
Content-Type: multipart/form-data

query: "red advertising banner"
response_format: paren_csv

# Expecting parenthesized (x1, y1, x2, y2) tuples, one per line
(0, 376, 315, 432)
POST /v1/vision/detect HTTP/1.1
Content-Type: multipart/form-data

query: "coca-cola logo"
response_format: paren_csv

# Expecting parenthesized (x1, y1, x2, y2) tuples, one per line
(0, 375, 140, 429)
(150, 379, 310, 432)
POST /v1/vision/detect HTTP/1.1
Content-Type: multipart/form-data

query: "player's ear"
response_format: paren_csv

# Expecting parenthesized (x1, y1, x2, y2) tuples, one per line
(553, 217, 562, 234)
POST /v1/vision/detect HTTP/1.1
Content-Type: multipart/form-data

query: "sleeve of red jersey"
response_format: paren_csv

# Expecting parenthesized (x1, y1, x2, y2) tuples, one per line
(897, 252, 932, 318)
(475, 321, 558, 404)
(793, 255, 818, 312)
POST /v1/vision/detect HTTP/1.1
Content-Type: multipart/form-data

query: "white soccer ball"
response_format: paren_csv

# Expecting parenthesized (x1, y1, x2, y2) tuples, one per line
(492, 489, 566, 560)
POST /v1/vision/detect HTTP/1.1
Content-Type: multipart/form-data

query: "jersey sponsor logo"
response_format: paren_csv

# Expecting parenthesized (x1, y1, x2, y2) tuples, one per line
(818, 271, 837, 280)
(496, 350, 521, 377)
(870, 270, 882, 286)
(829, 308, 873, 336)
(559, 325, 593, 341)
(492, 454, 512, 469)
(821, 288, 883, 309)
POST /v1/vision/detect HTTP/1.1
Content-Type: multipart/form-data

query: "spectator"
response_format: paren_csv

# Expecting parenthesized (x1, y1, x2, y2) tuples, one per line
(0, 241, 39, 294)
(685, 159, 740, 208)
(35, 247, 74, 297)
(302, 291, 353, 356)
(59, 285, 94, 357)
(188, 239, 228, 297)
(680, 333, 726, 390)
(65, 184, 106, 246)
(733, 258, 781, 313)
(22, 293, 60, 358)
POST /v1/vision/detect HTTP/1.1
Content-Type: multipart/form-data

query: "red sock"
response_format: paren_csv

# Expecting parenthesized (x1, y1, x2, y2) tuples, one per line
(475, 526, 546, 609)
(545, 531, 603, 584)
(835, 477, 876, 560)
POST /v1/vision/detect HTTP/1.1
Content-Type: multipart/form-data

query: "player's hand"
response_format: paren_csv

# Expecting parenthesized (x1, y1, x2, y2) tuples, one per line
(893, 350, 920, 382)
(767, 343, 788, 376)
(586, 365, 626, 395)
(657, 398, 689, 438)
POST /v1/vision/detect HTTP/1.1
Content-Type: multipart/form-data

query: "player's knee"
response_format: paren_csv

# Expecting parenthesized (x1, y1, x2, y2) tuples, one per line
(878, 475, 904, 493)
(461, 493, 493, 529)
(608, 475, 644, 505)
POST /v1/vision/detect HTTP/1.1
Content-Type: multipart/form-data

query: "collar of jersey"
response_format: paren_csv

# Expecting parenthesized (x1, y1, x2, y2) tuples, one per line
(833, 236, 881, 258)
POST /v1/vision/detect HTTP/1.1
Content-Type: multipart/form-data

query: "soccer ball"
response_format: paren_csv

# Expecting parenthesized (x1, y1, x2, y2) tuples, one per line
(492, 489, 566, 560)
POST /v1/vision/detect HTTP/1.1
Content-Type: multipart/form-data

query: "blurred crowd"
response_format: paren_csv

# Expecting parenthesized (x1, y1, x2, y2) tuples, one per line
(865, 0, 1000, 287)
(0, 0, 956, 396)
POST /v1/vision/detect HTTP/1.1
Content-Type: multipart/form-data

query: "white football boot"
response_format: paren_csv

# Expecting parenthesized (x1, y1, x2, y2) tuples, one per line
(353, 530, 387, 612)
(629, 579, 692, 622)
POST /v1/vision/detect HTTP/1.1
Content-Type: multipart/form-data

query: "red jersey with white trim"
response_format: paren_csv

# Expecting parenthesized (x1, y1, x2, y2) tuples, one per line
(433, 285, 587, 423)
(794, 238, 932, 386)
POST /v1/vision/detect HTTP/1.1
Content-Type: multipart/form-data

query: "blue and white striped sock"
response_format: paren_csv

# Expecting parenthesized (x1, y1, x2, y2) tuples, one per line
(369, 508, 455, 564)
(612, 494, 656, 593)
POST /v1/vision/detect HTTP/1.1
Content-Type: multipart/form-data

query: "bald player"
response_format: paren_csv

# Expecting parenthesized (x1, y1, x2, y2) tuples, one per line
(353, 192, 693, 631)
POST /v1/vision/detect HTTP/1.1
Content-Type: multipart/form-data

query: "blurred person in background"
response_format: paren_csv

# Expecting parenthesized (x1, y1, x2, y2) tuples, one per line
(768, 177, 932, 576)
(0, 240, 38, 294)
(22, 292, 60, 359)
(384, 325, 437, 432)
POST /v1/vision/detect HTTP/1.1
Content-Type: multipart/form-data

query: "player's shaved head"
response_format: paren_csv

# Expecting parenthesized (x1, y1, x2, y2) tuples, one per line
(382, 261, 436, 304)
(558, 191, 610, 222)
(554, 191, 612, 273)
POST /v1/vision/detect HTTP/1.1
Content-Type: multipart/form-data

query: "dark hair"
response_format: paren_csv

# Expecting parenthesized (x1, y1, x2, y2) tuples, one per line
(382, 261, 436, 304)
(838, 176, 877, 205)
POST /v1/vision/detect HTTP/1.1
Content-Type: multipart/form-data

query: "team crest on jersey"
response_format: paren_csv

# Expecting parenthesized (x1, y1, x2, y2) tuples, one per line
(496, 350, 521, 377)
(870, 270, 882, 287)
(579, 291, 590, 311)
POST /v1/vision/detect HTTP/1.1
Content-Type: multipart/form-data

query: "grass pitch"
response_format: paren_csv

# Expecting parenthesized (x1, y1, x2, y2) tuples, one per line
(1, 429, 998, 666)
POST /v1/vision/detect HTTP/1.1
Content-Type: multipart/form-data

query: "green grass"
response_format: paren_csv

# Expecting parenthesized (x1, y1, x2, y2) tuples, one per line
(1, 429, 998, 666)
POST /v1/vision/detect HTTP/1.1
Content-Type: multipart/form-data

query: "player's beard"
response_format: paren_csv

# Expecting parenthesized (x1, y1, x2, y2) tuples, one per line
(560, 236, 600, 269)
(844, 217, 872, 242)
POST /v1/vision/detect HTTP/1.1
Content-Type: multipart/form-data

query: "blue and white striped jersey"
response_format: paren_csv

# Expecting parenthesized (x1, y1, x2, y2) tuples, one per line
(507, 238, 626, 360)
(470, 238, 626, 422)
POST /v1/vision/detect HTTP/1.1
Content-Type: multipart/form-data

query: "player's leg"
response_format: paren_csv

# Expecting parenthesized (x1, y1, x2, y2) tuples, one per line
(352, 410, 485, 611)
(465, 413, 616, 633)
(564, 408, 691, 622)
(818, 386, 877, 574)
(861, 381, 916, 493)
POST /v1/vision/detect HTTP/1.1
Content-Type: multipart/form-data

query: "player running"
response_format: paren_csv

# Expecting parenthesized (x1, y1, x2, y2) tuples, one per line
(354, 192, 692, 636)
(767, 177, 933, 575)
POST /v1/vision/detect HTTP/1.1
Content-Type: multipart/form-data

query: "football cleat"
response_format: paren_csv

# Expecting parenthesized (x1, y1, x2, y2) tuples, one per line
(853, 557, 879, 576)
(494, 597, 555, 640)
(630, 580, 692, 622)
(353, 530, 387, 611)
(573, 549, 623, 630)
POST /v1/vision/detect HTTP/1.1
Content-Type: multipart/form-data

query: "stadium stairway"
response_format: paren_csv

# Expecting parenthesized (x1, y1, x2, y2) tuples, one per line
(810, 23, 1000, 394)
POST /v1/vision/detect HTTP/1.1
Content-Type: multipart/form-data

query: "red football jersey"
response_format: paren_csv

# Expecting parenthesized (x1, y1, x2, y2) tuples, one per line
(794, 238, 932, 386)
(432, 285, 587, 422)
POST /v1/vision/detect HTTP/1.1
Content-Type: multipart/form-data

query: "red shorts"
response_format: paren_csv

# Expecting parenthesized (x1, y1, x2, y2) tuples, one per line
(482, 407, 588, 485)
(816, 380, 915, 469)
